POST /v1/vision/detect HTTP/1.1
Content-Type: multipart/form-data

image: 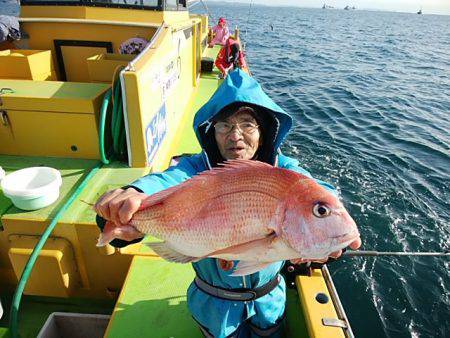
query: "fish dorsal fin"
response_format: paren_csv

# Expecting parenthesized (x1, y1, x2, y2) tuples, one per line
(139, 159, 302, 210)
(139, 183, 184, 210)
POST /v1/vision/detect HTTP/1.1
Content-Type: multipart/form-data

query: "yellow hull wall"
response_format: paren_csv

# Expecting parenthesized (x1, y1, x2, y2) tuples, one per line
(123, 18, 206, 168)
(296, 271, 346, 338)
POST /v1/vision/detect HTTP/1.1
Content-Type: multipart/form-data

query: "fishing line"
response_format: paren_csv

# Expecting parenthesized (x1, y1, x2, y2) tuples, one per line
(243, 0, 253, 50)
(343, 250, 450, 257)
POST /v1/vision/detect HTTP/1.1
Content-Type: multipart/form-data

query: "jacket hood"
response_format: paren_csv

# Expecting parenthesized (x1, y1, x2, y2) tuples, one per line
(193, 69, 292, 167)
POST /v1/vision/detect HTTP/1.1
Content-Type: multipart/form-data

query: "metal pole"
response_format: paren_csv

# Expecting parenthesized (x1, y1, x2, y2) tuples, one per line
(322, 265, 355, 338)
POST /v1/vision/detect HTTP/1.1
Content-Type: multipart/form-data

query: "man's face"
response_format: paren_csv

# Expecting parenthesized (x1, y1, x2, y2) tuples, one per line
(214, 111, 262, 160)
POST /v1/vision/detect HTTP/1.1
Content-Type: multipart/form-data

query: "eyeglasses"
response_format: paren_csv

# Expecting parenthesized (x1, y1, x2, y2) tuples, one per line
(214, 121, 259, 135)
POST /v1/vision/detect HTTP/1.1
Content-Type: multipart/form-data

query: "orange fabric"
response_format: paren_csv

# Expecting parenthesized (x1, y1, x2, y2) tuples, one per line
(215, 38, 247, 76)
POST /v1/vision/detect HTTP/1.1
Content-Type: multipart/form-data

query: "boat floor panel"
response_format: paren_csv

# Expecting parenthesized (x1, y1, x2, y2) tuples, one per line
(0, 293, 114, 338)
(105, 256, 309, 338)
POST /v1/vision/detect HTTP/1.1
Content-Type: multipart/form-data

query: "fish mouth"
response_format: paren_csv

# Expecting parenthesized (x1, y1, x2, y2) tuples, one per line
(331, 231, 358, 241)
(333, 230, 359, 245)
(300, 231, 360, 260)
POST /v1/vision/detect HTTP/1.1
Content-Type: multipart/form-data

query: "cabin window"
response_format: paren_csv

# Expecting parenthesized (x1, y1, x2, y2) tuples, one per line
(165, 0, 178, 10)
(20, 0, 161, 10)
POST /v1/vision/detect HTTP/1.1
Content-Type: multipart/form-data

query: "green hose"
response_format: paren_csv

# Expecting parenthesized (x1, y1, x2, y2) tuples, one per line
(99, 81, 127, 164)
(9, 162, 103, 338)
(99, 88, 112, 164)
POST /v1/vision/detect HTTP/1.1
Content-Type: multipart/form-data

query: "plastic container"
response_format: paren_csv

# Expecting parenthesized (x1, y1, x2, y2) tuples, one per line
(1, 167, 62, 210)
(37, 312, 110, 338)
(201, 57, 214, 73)
(0, 166, 5, 183)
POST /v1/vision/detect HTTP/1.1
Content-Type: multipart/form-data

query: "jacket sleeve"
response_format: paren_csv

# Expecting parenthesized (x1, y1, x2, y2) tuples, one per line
(99, 155, 202, 247)
(278, 154, 337, 195)
(131, 156, 199, 195)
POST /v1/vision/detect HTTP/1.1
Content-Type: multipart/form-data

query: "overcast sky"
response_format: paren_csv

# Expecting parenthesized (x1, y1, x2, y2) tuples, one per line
(211, 0, 450, 15)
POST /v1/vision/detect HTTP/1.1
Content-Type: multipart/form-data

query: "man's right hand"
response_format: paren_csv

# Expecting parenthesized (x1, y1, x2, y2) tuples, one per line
(94, 187, 148, 230)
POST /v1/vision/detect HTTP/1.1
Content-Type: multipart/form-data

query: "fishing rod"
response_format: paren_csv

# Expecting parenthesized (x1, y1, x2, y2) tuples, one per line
(199, 0, 215, 24)
(243, 0, 253, 50)
(343, 250, 450, 257)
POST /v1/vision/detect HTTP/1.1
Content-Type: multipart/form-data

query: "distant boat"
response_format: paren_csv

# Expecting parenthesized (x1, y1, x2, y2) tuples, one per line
(322, 3, 326, 9)
(344, 5, 350, 10)
(417, 9, 422, 14)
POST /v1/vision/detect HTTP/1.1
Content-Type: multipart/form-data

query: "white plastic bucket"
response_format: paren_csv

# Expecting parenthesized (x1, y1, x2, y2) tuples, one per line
(0, 166, 5, 183)
(1, 167, 62, 210)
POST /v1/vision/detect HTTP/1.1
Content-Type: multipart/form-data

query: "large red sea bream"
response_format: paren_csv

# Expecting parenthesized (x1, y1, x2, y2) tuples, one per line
(97, 160, 360, 275)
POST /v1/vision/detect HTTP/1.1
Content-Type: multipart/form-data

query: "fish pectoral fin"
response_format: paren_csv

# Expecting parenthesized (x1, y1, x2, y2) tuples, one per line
(146, 242, 199, 263)
(208, 233, 277, 258)
(96, 223, 143, 247)
(96, 232, 114, 247)
(231, 261, 273, 276)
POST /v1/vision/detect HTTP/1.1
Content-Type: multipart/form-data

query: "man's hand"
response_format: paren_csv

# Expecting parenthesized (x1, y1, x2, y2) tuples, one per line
(94, 187, 148, 228)
(290, 237, 361, 265)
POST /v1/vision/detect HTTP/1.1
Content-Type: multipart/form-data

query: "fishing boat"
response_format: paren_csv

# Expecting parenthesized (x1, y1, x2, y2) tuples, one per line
(0, 1, 354, 337)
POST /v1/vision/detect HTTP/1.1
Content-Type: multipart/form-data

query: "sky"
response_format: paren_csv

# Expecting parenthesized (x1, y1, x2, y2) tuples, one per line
(210, 0, 450, 15)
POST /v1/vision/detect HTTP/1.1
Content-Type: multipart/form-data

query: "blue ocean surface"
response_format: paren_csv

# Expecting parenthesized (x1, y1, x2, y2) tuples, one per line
(202, 4, 449, 338)
(2, 1, 449, 337)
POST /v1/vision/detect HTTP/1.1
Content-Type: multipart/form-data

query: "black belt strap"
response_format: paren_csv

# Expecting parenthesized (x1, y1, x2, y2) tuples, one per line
(194, 274, 280, 301)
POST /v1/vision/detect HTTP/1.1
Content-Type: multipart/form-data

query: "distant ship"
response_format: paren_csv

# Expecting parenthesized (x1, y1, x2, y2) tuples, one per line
(344, 5, 350, 10)
(417, 9, 422, 14)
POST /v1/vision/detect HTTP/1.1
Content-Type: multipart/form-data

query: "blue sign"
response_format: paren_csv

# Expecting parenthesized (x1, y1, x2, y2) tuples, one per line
(145, 104, 167, 164)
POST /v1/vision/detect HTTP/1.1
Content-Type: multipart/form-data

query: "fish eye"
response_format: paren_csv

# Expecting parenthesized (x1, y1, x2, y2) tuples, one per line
(313, 203, 331, 218)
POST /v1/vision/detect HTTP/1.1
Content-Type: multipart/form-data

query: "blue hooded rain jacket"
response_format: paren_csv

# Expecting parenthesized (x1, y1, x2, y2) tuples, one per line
(113, 69, 335, 337)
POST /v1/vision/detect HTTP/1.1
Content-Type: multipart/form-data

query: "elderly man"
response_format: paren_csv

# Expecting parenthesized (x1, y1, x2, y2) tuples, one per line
(95, 69, 360, 338)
